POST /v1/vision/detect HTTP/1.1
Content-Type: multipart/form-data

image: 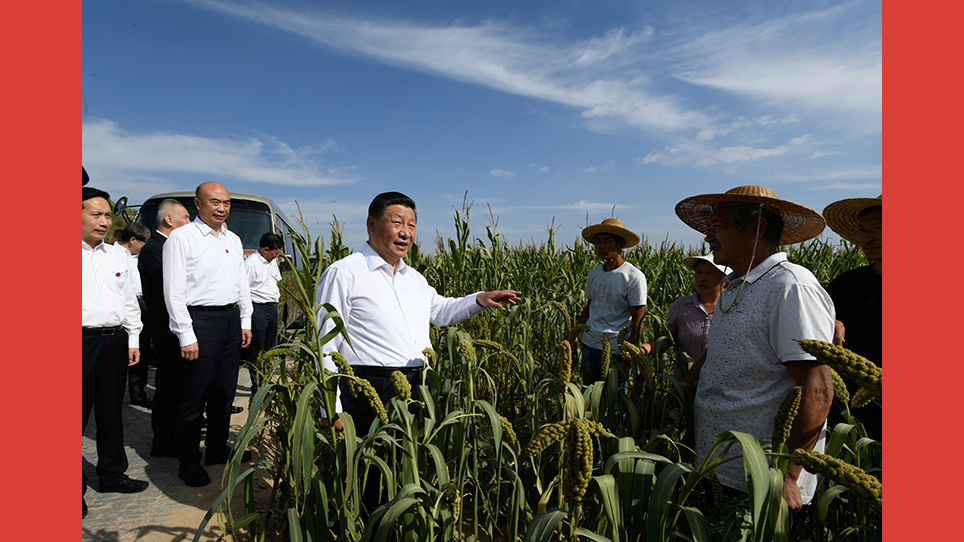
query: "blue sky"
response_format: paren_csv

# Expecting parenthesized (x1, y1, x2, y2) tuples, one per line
(82, 0, 881, 251)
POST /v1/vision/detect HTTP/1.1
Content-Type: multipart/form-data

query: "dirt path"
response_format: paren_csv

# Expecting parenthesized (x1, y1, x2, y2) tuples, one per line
(82, 368, 263, 542)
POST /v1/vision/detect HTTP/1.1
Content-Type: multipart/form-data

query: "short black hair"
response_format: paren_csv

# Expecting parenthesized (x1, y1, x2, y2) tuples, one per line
(368, 192, 416, 220)
(716, 202, 785, 249)
(259, 232, 284, 250)
(82, 186, 111, 203)
(120, 222, 151, 243)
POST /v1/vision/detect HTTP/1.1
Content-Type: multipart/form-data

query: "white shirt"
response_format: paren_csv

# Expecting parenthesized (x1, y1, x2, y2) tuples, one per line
(316, 242, 485, 411)
(695, 252, 835, 502)
(118, 245, 143, 297)
(245, 252, 282, 303)
(82, 240, 142, 348)
(163, 217, 253, 346)
(582, 261, 647, 349)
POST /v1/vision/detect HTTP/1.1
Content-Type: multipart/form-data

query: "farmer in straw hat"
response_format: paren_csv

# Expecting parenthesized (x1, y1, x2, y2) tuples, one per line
(576, 218, 648, 383)
(675, 185, 835, 511)
(823, 195, 881, 442)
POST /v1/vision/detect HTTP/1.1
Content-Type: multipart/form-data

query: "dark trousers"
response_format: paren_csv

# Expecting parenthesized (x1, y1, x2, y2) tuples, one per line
(339, 366, 423, 437)
(581, 344, 604, 384)
(241, 302, 278, 393)
(83, 330, 130, 493)
(176, 306, 241, 466)
(150, 325, 186, 451)
(340, 365, 422, 514)
(128, 300, 150, 402)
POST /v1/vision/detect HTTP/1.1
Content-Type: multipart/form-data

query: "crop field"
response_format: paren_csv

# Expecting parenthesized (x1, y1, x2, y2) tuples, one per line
(201, 208, 881, 542)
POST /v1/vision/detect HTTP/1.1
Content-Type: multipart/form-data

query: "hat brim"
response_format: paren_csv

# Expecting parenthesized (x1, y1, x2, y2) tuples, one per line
(682, 255, 730, 275)
(582, 224, 640, 248)
(675, 193, 826, 245)
(822, 197, 881, 244)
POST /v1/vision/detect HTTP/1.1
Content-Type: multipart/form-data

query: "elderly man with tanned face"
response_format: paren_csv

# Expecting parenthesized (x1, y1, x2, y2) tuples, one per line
(823, 196, 882, 443)
(163, 181, 254, 487)
(675, 185, 835, 511)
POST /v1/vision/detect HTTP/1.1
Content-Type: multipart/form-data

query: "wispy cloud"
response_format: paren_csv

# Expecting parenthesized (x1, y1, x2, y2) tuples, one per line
(82, 118, 355, 188)
(180, 0, 879, 167)
(489, 169, 516, 178)
(182, 0, 706, 133)
(670, 3, 881, 125)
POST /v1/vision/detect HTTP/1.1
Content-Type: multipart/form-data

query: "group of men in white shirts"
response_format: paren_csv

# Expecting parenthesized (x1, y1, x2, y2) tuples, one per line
(82, 181, 284, 518)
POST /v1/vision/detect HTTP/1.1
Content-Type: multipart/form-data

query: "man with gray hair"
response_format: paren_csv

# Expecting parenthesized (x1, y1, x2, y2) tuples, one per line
(138, 199, 191, 457)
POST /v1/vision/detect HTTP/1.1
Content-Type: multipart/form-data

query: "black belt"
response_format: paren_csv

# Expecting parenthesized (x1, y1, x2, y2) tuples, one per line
(253, 301, 278, 306)
(82, 325, 123, 336)
(351, 365, 423, 379)
(188, 303, 237, 312)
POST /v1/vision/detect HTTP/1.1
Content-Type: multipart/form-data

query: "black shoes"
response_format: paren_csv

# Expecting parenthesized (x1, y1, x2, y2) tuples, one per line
(178, 464, 211, 487)
(100, 475, 149, 494)
(230, 406, 244, 414)
(205, 447, 252, 465)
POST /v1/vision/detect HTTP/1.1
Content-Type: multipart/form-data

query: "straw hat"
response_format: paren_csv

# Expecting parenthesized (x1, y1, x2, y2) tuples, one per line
(674, 185, 826, 245)
(582, 218, 640, 248)
(682, 254, 731, 275)
(822, 195, 881, 244)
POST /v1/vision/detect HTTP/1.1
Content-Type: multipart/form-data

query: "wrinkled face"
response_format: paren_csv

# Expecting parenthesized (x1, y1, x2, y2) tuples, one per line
(856, 208, 881, 262)
(703, 207, 757, 271)
(367, 204, 416, 268)
(693, 260, 724, 297)
(195, 183, 231, 229)
(592, 233, 624, 260)
(82, 197, 112, 247)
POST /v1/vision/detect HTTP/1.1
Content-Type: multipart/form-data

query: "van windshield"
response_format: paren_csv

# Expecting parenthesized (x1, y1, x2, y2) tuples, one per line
(136, 197, 272, 253)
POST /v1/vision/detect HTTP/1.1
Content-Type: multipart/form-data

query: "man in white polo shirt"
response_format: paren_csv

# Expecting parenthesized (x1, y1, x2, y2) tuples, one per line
(675, 185, 835, 511)
(163, 181, 253, 487)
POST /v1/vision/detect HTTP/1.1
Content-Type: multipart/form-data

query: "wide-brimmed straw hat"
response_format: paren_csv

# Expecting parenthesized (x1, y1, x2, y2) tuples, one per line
(582, 218, 640, 248)
(675, 185, 826, 245)
(822, 195, 881, 244)
(682, 254, 731, 275)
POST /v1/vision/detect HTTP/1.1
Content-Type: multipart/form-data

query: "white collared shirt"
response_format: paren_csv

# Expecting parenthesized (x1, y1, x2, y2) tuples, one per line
(695, 252, 835, 502)
(315, 242, 485, 411)
(162, 217, 253, 346)
(245, 252, 282, 303)
(82, 240, 142, 348)
(119, 245, 143, 297)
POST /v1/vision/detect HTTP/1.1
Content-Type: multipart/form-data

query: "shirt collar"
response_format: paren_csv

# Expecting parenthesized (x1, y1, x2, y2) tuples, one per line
(724, 252, 787, 285)
(192, 216, 227, 237)
(82, 239, 108, 252)
(362, 242, 407, 274)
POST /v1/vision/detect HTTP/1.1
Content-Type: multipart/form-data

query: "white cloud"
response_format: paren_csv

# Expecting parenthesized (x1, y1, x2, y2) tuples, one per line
(489, 169, 516, 178)
(183, 0, 708, 133)
(809, 150, 838, 159)
(670, 4, 881, 125)
(584, 160, 616, 173)
(82, 118, 355, 188)
(694, 144, 789, 166)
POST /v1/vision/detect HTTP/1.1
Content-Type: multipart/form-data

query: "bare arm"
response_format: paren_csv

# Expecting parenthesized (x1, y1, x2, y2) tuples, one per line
(626, 305, 646, 344)
(783, 361, 834, 511)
